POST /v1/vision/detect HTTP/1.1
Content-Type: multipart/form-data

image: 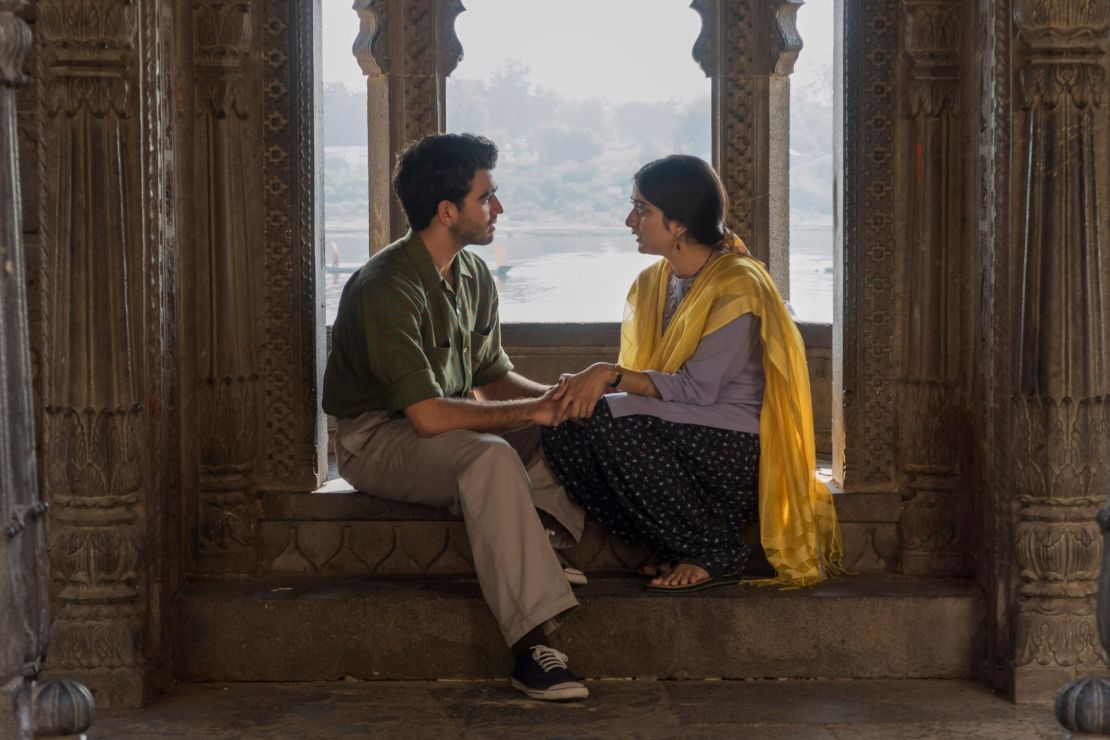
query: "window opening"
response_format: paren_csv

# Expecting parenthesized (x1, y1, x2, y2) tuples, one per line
(789, 0, 834, 324)
(448, 0, 709, 323)
(321, 0, 370, 326)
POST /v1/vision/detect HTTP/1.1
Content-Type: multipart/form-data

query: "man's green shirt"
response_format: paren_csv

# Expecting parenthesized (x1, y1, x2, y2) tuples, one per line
(322, 230, 513, 418)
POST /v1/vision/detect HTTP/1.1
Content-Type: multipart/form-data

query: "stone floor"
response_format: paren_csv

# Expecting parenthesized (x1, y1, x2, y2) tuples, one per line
(93, 679, 1065, 739)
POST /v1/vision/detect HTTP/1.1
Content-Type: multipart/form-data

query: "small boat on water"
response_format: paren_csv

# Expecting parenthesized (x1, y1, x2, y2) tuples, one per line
(492, 242, 513, 279)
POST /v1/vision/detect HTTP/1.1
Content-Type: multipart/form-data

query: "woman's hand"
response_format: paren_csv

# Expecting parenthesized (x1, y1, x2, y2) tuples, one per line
(552, 362, 617, 420)
(531, 384, 572, 427)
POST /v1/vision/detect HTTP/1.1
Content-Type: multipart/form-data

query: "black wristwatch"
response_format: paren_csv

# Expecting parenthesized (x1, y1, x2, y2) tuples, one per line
(608, 365, 623, 389)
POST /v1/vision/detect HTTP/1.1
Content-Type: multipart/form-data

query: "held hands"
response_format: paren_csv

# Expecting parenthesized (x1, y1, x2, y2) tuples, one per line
(551, 362, 616, 422)
(530, 363, 617, 427)
(531, 384, 573, 427)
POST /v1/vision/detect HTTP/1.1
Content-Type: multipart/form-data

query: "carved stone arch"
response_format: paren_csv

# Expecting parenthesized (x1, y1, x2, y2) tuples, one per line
(440, 0, 465, 78)
(691, 1, 803, 79)
(691, 0, 714, 77)
(771, 0, 805, 76)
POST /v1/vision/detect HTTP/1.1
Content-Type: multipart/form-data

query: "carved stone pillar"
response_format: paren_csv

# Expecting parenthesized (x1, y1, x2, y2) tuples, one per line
(34, 0, 176, 707)
(254, 0, 326, 497)
(895, 0, 968, 576)
(692, 0, 799, 295)
(189, 0, 262, 575)
(974, 0, 1015, 697)
(835, 0, 900, 494)
(1, 3, 49, 736)
(353, 0, 464, 249)
(1004, 0, 1110, 703)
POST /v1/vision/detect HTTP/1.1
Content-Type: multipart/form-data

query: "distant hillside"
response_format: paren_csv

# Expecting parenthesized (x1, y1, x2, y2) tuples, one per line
(322, 61, 834, 232)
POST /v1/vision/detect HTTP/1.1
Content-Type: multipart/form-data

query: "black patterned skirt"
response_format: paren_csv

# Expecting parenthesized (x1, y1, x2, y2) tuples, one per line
(540, 398, 760, 575)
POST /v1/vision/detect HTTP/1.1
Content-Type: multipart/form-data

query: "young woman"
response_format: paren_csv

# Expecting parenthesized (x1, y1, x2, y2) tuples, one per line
(541, 155, 843, 591)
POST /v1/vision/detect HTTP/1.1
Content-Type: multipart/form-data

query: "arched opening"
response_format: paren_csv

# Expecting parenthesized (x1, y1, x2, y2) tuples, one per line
(789, 0, 835, 325)
(447, 0, 710, 323)
(321, 0, 371, 327)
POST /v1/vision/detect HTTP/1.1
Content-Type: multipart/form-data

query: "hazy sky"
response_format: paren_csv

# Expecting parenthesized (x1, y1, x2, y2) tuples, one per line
(321, 0, 834, 100)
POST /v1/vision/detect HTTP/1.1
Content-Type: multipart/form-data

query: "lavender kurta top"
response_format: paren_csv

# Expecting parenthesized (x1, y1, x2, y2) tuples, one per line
(605, 271, 766, 434)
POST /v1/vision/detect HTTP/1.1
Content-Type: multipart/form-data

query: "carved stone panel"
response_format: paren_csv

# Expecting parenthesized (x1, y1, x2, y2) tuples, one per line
(189, 0, 262, 576)
(258, 0, 327, 497)
(259, 520, 655, 577)
(896, 0, 969, 577)
(33, 0, 176, 708)
(835, 0, 900, 495)
(1004, 0, 1110, 703)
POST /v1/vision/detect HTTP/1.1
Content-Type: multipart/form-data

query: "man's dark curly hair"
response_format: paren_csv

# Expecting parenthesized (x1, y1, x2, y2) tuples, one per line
(392, 133, 499, 231)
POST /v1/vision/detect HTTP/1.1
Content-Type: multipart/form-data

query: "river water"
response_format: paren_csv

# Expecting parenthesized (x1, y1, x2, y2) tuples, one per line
(325, 226, 833, 325)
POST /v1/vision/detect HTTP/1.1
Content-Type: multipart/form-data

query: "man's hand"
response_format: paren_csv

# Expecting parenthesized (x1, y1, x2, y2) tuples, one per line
(552, 362, 616, 420)
(531, 384, 572, 427)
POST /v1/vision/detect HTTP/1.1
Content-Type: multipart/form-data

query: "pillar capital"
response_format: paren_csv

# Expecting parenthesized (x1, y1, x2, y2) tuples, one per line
(354, 0, 463, 245)
(1014, 0, 1110, 47)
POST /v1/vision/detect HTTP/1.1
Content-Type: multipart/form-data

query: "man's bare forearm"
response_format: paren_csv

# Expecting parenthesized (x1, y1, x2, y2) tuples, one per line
(474, 371, 550, 401)
(404, 395, 543, 438)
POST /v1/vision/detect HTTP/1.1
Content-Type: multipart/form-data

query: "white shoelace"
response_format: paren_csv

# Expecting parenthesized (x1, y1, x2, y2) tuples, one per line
(531, 645, 570, 672)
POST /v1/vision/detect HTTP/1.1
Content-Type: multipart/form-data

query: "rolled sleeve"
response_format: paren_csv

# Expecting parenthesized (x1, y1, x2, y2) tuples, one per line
(384, 368, 443, 413)
(473, 347, 513, 387)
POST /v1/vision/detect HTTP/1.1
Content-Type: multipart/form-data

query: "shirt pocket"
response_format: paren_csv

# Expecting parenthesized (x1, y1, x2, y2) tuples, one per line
(428, 343, 452, 368)
(469, 327, 494, 364)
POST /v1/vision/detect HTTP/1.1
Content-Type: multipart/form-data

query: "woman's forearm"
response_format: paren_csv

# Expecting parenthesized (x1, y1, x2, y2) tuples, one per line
(609, 364, 661, 399)
(554, 362, 662, 420)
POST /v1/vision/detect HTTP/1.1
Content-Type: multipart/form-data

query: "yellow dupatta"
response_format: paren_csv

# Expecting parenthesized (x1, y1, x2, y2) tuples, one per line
(619, 251, 845, 587)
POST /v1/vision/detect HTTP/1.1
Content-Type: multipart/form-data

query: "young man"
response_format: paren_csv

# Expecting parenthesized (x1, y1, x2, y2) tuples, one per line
(322, 134, 590, 701)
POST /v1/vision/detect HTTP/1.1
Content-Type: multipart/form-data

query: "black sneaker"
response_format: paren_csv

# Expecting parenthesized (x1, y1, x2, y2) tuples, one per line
(510, 645, 589, 701)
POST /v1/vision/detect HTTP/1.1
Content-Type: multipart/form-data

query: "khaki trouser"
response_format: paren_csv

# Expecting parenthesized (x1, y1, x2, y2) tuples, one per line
(334, 411, 586, 648)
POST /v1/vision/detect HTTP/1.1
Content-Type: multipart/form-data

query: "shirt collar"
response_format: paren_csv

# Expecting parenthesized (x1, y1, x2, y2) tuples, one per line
(401, 229, 474, 294)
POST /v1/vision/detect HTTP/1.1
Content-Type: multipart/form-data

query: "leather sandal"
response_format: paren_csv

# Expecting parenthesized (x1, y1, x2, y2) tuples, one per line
(644, 560, 742, 593)
(636, 554, 674, 579)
